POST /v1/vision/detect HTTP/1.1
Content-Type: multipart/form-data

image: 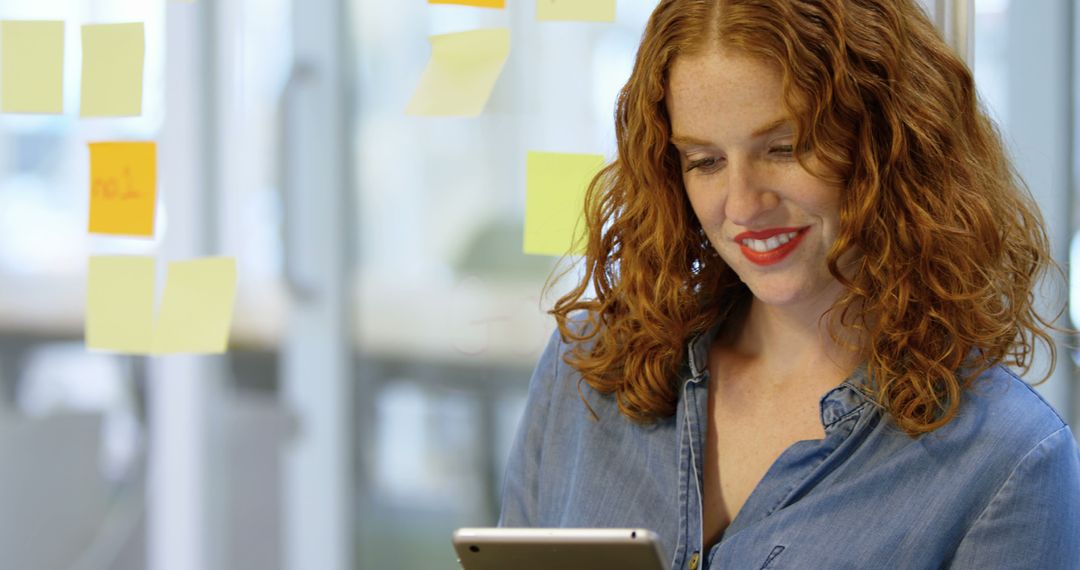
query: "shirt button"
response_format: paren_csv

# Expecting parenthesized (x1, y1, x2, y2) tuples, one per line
(688, 551, 700, 570)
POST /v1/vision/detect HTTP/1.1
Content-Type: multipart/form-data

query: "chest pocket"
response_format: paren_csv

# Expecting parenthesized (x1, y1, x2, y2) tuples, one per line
(759, 545, 786, 569)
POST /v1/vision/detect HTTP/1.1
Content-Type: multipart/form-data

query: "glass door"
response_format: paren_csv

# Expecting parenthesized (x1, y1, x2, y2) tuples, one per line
(344, 2, 654, 568)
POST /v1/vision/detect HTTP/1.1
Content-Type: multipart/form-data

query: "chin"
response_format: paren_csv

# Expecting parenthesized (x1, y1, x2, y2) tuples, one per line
(744, 286, 804, 307)
(740, 271, 842, 311)
(733, 269, 815, 305)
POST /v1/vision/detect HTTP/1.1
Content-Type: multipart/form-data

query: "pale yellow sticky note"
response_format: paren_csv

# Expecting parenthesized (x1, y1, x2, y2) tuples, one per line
(85, 256, 156, 353)
(81, 23, 145, 117)
(524, 152, 605, 256)
(1, 21, 65, 114)
(406, 29, 510, 117)
(429, 0, 504, 7)
(88, 142, 157, 237)
(536, 0, 616, 22)
(152, 257, 238, 354)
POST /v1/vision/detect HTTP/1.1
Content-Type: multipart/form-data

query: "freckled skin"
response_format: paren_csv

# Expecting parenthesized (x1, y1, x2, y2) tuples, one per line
(666, 49, 848, 315)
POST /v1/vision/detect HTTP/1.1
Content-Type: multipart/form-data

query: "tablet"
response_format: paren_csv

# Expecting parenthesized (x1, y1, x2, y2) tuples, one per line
(452, 528, 671, 570)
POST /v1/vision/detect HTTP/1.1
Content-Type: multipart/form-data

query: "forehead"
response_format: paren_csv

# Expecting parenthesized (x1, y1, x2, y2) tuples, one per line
(666, 50, 788, 139)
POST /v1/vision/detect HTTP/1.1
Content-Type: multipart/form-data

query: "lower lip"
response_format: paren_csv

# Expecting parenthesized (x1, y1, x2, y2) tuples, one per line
(738, 228, 809, 266)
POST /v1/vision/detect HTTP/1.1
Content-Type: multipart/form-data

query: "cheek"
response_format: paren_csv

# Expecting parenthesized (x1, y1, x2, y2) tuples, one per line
(793, 181, 842, 229)
(683, 183, 725, 229)
(805, 176, 842, 211)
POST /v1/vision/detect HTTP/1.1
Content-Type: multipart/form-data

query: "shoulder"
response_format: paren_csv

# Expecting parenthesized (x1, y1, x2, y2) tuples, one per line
(858, 364, 1078, 552)
(944, 367, 1080, 566)
(527, 312, 620, 421)
(956, 364, 1068, 445)
(528, 312, 589, 397)
(914, 363, 1073, 477)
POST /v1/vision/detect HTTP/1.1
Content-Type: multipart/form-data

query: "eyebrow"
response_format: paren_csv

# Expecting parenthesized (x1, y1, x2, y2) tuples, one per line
(670, 117, 791, 147)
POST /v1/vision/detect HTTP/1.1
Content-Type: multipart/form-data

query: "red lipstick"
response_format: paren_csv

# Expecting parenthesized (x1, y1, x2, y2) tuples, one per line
(734, 226, 809, 266)
(733, 227, 806, 241)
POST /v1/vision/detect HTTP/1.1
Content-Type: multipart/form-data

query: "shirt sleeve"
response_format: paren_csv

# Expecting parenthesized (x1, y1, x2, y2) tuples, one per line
(948, 426, 1080, 569)
(497, 327, 564, 527)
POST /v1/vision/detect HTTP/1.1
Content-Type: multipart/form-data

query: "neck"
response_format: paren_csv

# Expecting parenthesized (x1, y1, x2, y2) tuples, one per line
(727, 286, 864, 379)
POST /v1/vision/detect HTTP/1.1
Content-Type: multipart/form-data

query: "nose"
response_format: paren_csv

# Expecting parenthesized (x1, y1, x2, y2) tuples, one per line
(724, 159, 780, 225)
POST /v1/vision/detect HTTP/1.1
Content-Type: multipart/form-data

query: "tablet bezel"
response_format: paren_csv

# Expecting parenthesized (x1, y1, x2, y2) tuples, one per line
(452, 527, 672, 570)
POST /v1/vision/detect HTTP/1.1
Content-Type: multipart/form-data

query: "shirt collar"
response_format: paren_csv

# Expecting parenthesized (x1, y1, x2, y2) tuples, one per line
(686, 321, 724, 380)
(821, 365, 874, 428)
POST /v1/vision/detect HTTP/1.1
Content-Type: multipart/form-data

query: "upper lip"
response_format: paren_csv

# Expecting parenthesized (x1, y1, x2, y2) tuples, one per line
(733, 226, 808, 241)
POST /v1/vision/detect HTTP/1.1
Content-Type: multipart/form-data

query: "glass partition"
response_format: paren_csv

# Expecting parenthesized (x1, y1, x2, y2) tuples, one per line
(346, 2, 653, 567)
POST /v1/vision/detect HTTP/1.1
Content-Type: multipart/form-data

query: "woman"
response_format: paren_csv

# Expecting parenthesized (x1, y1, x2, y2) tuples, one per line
(499, 0, 1080, 568)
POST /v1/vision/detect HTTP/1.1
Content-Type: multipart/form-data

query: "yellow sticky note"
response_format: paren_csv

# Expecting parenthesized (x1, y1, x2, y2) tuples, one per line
(152, 257, 238, 354)
(406, 29, 510, 117)
(85, 256, 156, 353)
(429, 0, 504, 7)
(88, 142, 157, 237)
(524, 151, 605, 256)
(81, 23, 145, 117)
(536, 0, 616, 22)
(1, 21, 65, 114)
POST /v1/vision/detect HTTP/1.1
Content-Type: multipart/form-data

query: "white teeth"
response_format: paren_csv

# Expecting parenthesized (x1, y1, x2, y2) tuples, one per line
(741, 230, 800, 252)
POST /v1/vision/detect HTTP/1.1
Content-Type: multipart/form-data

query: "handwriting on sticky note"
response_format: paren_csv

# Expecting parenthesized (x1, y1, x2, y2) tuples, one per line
(406, 28, 511, 117)
(1, 21, 65, 114)
(81, 23, 145, 117)
(85, 256, 157, 353)
(88, 142, 157, 237)
(92, 169, 140, 200)
(524, 151, 605, 256)
(153, 257, 238, 354)
(429, 0, 505, 7)
(536, 0, 616, 22)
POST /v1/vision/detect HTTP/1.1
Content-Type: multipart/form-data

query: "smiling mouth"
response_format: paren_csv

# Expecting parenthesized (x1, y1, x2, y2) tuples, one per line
(739, 230, 801, 252)
(736, 227, 809, 265)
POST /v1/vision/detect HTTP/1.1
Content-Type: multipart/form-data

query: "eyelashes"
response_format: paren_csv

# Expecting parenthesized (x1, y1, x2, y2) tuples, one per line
(685, 157, 721, 173)
(683, 145, 795, 174)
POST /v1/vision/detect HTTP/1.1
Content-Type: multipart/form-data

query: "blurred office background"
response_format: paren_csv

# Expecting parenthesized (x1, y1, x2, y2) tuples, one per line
(0, 0, 1075, 569)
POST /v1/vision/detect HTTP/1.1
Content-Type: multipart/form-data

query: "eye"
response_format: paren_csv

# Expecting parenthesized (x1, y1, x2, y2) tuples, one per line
(685, 156, 723, 173)
(769, 144, 794, 157)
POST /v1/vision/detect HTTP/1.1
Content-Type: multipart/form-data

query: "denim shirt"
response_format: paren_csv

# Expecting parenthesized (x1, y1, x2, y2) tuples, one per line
(498, 325, 1080, 569)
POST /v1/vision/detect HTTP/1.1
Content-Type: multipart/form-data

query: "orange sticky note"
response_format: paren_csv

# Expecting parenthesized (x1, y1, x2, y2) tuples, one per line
(88, 142, 157, 237)
(429, 0, 505, 7)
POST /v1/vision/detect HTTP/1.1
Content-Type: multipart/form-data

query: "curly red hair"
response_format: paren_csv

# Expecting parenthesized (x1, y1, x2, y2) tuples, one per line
(551, 0, 1066, 436)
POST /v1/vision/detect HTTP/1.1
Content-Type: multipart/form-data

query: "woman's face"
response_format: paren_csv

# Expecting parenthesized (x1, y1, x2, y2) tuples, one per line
(666, 49, 847, 310)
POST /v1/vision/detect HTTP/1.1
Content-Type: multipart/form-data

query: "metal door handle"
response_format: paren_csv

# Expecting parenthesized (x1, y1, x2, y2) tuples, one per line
(277, 61, 319, 302)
